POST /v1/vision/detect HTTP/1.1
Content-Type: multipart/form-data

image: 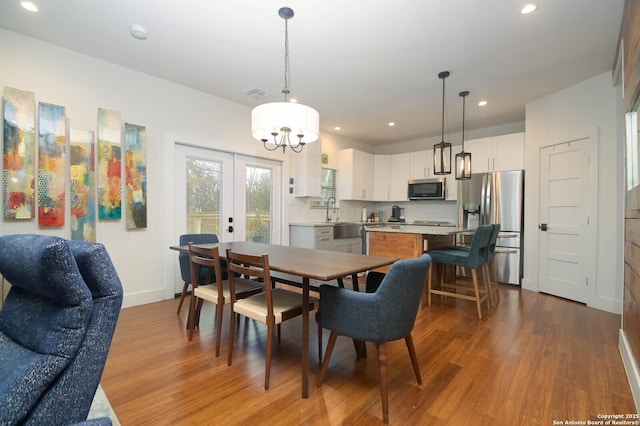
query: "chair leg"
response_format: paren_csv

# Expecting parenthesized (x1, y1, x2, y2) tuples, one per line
(214, 302, 223, 357)
(227, 309, 236, 366)
(186, 293, 199, 341)
(318, 331, 338, 386)
(317, 323, 323, 363)
(427, 264, 433, 306)
(265, 319, 275, 390)
(194, 298, 204, 328)
(482, 263, 494, 308)
(471, 269, 483, 319)
(376, 342, 390, 424)
(405, 334, 422, 385)
(490, 258, 500, 303)
(176, 281, 190, 314)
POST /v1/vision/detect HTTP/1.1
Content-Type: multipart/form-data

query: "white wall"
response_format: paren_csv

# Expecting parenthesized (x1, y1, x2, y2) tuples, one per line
(0, 29, 390, 307)
(0, 29, 300, 307)
(523, 72, 624, 313)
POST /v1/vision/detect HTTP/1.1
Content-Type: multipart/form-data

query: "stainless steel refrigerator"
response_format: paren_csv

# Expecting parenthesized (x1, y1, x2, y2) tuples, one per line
(457, 170, 524, 285)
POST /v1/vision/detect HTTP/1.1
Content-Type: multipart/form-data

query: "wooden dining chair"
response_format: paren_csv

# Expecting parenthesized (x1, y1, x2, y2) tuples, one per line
(316, 254, 432, 424)
(226, 249, 318, 390)
(186, 243, 263, 357)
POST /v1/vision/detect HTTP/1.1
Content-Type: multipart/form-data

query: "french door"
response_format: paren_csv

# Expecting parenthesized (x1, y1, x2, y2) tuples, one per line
(175, 144, 282, 243)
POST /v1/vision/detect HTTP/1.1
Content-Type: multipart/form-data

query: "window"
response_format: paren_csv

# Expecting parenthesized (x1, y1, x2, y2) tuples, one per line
(311, 168, 337, 207)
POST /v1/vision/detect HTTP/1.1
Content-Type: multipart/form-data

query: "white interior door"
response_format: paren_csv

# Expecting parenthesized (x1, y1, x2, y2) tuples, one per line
(538, 135, 597, 303)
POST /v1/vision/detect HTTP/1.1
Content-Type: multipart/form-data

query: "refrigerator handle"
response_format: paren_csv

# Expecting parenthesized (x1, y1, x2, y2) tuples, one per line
(482, 174, 491, 225)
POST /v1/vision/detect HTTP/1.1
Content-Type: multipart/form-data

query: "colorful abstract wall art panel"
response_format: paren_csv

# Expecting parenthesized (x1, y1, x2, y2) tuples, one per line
(97, 108, 122, 220)
(37, 102, 66, 227)
(3, 87, 36, 220)
(70, 128, 96, 241)
(124, 123, 147, 229)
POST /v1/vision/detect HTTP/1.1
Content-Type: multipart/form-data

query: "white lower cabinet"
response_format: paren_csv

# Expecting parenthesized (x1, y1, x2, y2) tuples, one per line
(332, 237, 363, 254)
(289, 226, 333, 250)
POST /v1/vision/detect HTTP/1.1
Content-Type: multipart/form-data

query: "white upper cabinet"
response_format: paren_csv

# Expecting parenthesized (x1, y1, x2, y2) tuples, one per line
(492, 133, 524, 171)
(410, 150, 432, 179)
(338, 148, 374, 201)
(390, 153, 411, 201)
(465, 132, 524, 172)
(294, 140, 322, 197)
(373, 155, 391, 201)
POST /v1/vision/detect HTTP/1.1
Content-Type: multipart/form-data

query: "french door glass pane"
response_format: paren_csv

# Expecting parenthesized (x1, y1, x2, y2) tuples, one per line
(245, 166, 271, 243)
(186, 157, 221, 235)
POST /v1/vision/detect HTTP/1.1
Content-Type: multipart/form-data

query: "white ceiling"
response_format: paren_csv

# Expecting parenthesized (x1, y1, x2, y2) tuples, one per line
(0, 0, 625, 146)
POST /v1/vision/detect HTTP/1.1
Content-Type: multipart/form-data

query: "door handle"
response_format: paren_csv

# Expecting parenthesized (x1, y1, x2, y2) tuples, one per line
(227, 225, 234, 232)
(539, 223, 548, 231)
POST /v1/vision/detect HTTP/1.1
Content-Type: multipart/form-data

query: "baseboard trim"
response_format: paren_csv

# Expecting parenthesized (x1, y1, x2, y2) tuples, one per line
(619, 329, 640, 412)
(122, 289, 166, 308)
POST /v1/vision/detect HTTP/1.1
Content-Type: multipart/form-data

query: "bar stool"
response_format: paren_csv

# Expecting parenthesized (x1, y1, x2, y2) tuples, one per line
(427, 224, 493, 319)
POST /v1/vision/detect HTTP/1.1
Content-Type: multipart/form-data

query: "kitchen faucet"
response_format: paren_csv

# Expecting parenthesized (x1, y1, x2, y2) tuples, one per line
(325, 196, 337, 223)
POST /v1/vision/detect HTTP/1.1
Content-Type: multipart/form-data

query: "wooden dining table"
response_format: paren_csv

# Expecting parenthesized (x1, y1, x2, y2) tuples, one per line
(169, 241, 397, 398)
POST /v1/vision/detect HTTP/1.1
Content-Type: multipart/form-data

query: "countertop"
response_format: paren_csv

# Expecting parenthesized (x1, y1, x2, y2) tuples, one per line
(364, 224, 458, 235)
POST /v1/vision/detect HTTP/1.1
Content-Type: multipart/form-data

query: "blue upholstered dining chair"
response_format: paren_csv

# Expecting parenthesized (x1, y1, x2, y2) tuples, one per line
(316, 254, 432, 425)
(448, 223, 501, 307)
(177, 233, 223, 314)
(0, 234, 123, 425)
(427, 224, 493, 318)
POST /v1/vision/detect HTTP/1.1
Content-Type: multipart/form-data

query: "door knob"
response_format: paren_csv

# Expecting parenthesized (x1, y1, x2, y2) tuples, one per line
(227, 225, 234, 232)
(538, 223, 548, 231)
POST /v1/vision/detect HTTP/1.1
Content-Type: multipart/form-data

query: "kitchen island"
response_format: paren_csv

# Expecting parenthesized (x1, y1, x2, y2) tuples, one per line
(366, 224, 457, 273)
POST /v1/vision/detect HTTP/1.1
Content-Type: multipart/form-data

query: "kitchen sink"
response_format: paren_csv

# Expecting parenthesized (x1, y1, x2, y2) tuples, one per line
(333, 223, 361, 239)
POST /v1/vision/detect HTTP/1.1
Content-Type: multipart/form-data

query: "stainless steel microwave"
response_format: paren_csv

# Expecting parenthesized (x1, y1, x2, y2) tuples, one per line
(408, 178, 446, 200)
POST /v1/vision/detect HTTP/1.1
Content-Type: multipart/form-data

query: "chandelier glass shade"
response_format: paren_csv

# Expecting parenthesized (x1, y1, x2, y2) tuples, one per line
(251, 102, 319, 153)
(251, 7, 319, 153)
(433, 71, 451, 175)
(455, 90, 472, 180)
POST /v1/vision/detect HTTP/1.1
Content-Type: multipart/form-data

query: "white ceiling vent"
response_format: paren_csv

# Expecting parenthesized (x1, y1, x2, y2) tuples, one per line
(245, 88, 269, 99)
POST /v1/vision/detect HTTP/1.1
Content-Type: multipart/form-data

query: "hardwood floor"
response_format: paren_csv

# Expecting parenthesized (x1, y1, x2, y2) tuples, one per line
(101, 285, 637, 425)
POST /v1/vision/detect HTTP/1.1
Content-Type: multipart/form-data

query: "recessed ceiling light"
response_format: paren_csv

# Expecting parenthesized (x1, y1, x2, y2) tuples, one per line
(334, 126, 341, 131)
(478, 100, 488, 107)
(388, 122, 395, 127)
(520, 4, 538, 14)
(20, 1, 38, 12)
(129, 24, 148, 40)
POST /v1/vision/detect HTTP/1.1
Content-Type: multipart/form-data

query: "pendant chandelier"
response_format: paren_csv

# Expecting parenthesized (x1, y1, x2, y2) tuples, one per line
(251, 7, 319, 153)
(455, 90, 472, 180)
(433, 71, 451, 175)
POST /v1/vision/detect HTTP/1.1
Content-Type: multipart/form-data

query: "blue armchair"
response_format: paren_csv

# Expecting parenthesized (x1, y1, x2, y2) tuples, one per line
(0, 234, 123, 425)
(316, 254, 432, 424)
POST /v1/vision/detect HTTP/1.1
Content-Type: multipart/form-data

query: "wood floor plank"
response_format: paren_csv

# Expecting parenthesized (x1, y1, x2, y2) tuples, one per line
(101, 286, 637, 425)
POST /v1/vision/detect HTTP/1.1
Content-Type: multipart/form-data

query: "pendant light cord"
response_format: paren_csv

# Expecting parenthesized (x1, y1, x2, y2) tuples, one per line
(461, 93, 466, 151)
(282, 17, 290, 101)
(441, 75, 445, 142)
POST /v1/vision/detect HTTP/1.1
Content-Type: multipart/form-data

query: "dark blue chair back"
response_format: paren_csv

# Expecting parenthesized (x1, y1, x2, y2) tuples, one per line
(318, 254, 431, 342)
(179, 233, 219, 283)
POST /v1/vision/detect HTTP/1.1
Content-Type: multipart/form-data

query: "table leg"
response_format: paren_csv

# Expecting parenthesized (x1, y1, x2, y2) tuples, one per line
(302, 277, 309, 398)
(350, 273, 359, 292)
